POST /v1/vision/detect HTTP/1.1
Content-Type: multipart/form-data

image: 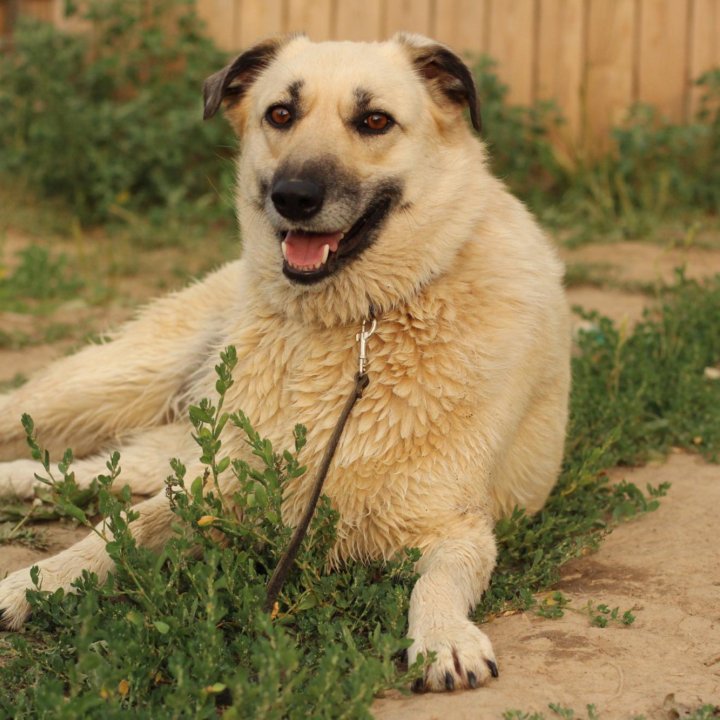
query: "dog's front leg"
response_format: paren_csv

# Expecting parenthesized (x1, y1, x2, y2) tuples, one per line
(0, 490, 175, 630)
(407, 512, 499, 692)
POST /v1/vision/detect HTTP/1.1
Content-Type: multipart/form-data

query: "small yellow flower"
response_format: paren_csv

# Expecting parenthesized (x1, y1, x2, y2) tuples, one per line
(118, 679, 130, 696)
(197, 515, 217, 527)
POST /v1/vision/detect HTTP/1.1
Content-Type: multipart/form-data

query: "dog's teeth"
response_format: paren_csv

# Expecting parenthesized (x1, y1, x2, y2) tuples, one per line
(281, 241, 288, 260)
(321, 244, 330, 264)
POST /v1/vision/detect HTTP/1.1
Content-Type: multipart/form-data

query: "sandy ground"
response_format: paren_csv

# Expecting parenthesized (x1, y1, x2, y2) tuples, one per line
(1, 235, 719, 718)
(373, 455, 720, 719)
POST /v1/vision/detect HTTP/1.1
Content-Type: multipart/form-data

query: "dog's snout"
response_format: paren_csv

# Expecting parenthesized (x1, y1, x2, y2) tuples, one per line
(271, 179, 324, 221)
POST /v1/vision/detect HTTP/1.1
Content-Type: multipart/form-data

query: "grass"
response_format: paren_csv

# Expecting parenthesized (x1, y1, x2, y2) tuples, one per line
(0, 271, 718, 717)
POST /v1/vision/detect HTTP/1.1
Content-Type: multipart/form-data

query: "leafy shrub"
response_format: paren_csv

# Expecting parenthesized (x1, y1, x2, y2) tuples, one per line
(0, 348, 420, 718)
(538, 70, 720, 239)
(472, 60, 720, 240)
(0, 0, 235, 227)
(0, 246, 83, 311)
(473, 57, 567, 209)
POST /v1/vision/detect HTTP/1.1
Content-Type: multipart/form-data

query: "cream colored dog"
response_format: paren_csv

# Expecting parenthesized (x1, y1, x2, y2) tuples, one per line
(0, 33, 570, 692)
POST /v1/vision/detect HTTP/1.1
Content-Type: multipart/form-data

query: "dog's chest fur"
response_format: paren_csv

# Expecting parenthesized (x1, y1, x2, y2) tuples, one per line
(211, 285, 485, 560)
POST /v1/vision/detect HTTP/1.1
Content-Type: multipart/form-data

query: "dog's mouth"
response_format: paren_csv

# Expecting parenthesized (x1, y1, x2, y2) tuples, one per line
(279, 195, 394, 284)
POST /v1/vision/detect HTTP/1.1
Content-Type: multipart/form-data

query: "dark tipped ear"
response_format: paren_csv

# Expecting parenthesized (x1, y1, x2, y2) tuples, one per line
(395, 33, 481, 133)
(203, 38, 285, 121)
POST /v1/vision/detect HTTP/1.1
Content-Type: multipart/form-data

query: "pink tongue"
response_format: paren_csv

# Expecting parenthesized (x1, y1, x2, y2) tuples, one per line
(284, 231, 342, 268)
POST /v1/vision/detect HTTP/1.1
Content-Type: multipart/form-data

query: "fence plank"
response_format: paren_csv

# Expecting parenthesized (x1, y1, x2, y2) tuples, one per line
(236, 0, 282, 48)
(689, 0, 720, 116)
(334, 0, 382, 41)
(20, 0, 720, 150)
(21, 0, 54, 22)
(585, 0, 637, 151)
(536, 0, 584, 148)
(383, 0, 432, 37)
(286, 0, 333, 41)
(638, 0, 689, 122)
(196, 0, 238, 50)
(487, 0, 536, 106)
(433, 0, 488, 55)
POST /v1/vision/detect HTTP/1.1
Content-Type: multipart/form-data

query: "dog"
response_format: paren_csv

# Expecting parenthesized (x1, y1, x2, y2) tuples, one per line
(0, 33, 571, 692)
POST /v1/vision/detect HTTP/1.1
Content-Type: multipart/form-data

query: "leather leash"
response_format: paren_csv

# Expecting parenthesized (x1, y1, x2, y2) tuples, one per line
(263, 315, 378, 613)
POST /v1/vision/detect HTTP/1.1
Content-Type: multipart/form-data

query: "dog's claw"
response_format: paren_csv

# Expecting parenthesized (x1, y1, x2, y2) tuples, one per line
(444, 672, 454, 691)
(467, 671, 478, 688)
(411, 678, 426, 694)
(487, 659, 499, 678)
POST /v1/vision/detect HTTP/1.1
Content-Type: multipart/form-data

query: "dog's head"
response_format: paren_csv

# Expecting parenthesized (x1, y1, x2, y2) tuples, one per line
(204, 34, 489, 324)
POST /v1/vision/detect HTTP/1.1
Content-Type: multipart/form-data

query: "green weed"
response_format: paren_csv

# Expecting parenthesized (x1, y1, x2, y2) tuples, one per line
(473, 57, 566, 210)
(0, 351, 421, 718)
(541, 72, 720, 243)
(0, 0, 235, 233)
(507, 703, 719, 720)
(586, 602, 635, 628)
(0, 246, 84, 313)
(474, 59, 720, 243)
(504, 704, 599, 720)
(533, 592, 636, 628)
(564, 262, 617, 289)
(534, 590, 571, 620)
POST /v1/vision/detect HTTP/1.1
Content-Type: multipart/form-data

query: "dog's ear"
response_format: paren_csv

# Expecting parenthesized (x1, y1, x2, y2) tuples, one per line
(394, 33, 481, 133)
(203, 37, 286, 121)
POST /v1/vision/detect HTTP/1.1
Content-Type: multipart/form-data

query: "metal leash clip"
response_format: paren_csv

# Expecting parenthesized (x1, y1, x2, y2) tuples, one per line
(356, 317, 377, 377)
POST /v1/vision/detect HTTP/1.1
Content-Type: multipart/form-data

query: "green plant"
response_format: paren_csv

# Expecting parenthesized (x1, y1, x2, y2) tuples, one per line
(587, 603, 635, 628)
(547, 70, 720, 242)
(0, 0, 235, 231)
(504, 704, 599, 720)
(534, 590, 571, 620)
(472, 58, 720, 242)
(533, 592, 636, 627)
(0, 245, 84, 312)
(0, 350, 421, 718)
(473, 57, 568, 209)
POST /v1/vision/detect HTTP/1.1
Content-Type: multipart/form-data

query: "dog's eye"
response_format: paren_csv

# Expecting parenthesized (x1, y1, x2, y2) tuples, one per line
(266, 105, 294, 128)
(359, 112, 394, 135)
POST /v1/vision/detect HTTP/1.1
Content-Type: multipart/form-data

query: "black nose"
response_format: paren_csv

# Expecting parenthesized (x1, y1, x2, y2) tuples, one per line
(271, 179, 324, 221)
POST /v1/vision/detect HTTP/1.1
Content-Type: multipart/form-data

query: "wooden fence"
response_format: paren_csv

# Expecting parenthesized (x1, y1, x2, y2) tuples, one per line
(6, 0, 720, 153)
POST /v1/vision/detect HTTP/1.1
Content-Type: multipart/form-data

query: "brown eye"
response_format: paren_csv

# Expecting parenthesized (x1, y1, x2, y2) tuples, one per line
(266, 105, 293, 128)
(360, 112, 394, 134)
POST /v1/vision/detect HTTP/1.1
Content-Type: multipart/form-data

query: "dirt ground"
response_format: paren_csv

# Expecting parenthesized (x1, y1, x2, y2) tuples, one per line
(1, 234, 719, 718)
(373, 455, 720, 720)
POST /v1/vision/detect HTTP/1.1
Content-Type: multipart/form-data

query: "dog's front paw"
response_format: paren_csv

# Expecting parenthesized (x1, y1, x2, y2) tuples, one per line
(0, 459, 41, 500)
(407, 618, 498, 692)
(0, 567, 37, 630)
